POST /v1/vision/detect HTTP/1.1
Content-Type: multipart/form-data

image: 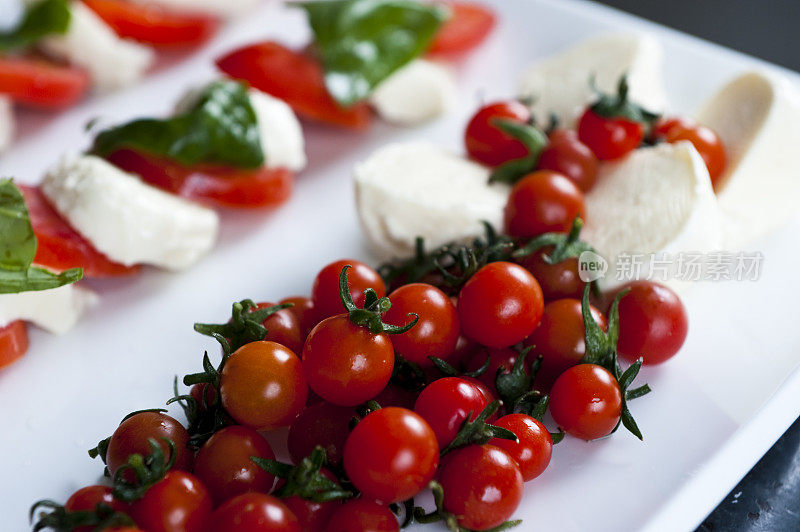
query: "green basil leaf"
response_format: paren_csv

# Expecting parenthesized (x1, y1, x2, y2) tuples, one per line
(0, 178, 37, 270)
(0, 266, 82, 294)
(296, 0, 448, 106)
(0, 0, 71, 51)
(91, 81, 265, 169)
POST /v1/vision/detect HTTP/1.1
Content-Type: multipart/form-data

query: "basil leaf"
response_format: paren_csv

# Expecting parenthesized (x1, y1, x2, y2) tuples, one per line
(0, 0, 71, 51)
(296, 0, 448, 106)
(0, 266, 83, 295)
(91, 81, 265, 169)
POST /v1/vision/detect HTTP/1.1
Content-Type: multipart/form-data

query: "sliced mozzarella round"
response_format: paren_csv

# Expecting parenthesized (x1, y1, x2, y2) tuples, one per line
(354, 142, 509, 259)
(369, 59, 457, 126)
(582, 142, 722, 292)
(41, 154, 219, 271)
(128, 0, 261, 18)
(0, 284, 96, 335)
(517, 33, 667, 128)
(0, 96, 13, 153)
(249, 89, 307, 172)
(696, 71, 800, 249)
(38, 2, 154, 91)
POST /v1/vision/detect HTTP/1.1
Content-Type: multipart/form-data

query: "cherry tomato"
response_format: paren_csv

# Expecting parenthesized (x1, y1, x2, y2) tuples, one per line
(457, 262, 544, 348)
(504, 170, 586, 238)
(194, 425, 276, 505)
(537, 129, 599, 191)
(65, 485, 129, 532)
(189, 382, 217, 413)
(216, 41, 372, 130)
(129, 471, 213, 532)
(280, 469, 341, 532)
(659, 120, 727, 189)
(209, 493, 300, 532)
(0, 56, 89, 109)
(428, 1, 496, 56)
(414, 377, 489, 449)
(220, 341, 308, 430)
(83, 0, 218, 48)
(0, 320, 28, 369)
(550, 364, 622, 440)
(438, 444, 523, 530)
(302, 316, 393, 406)
(653, 116, 695, 138)
(465, 101, 532, 166)
(256, 302, 304, 355)
(287, 402, 355, 467)
(105, 412, 192, 479)
(106, 149, 293, 209)
(465, 347, 520, 399)
(578, 108, 644, 160)
(311, 259, 385, 320)
(280, 296, 319, 340)
(372, 383, 419, 410)
(525, 298, 607, 389)
(20, 185, 139, 277)
(516, 246, 585, 301)
(325, 499, 399, 532)
(383, 283, 459, 367)
(490, 414, 552, 481)
(615, 281, 688, 365)
(344, 407, 438, 503)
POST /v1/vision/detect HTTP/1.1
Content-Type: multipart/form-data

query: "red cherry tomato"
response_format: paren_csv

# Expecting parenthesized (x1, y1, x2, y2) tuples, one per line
(189, 382, 217, 413)
(0, 56, 89, 109)
(516, 246, 585, 301)
(209, 493, 300, 532)
(325, 499, 399, 532)
(105, 412, 192, 479)
(193, 425, 276, 505)
(550, 364, 622, 440)
(216, 41, 372, 130)
(19, 185, 139, 277)
(465, 101, 532, 166)
(106, 149, 293, 209)
(287, 402, 355, 467)
(615, 281, 688, 365)
(383, 283, 459, 367)
(414, 377, 489, 449)
(372, 383, 419, 410)
(129, 471, 213, 532)
(220, 341, 308, 430)
(83, 0, 218, 48)
(280, 296, 319, 340)
(279, 468, 341, 532)
(428, 1, 496, 56)
(0, 321, 28, 369)
(65, 485, 130, 532)
(255, 302, 304, 355)
(439, 444, 523, 530)
(504, 170, 586, 238)
(537, 129, 599, 191)
(465, 347, 520, 399)
(457, 262, 544, 348)
(311, 259, 385, 320)
(659, 121, 727, 190)
(344, 407, 439, 503)
(302, 315, 394, 406)
(653, 116, 696, 138)
(578, 108, 644, 160)
(490, 414, 552, 481)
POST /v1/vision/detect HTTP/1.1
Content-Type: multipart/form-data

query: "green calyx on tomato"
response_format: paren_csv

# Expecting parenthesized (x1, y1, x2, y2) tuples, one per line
(30, 498, 135, 532)
(513, 216, 595, 265)
(391, 353, 428, 392)
(487, 119, 549, 185)
(338, 264, 419, 334)
(0, 179, 83, 294)
(112, 437, 176, 502)
(414, 480, 523, 531)
(294, 0, 448, 106)
(439, 401, 517, 456)
(589, 75, 660, 126)
(252, 446, 353, 503)
(430, 350, 491, 379)
(194, 299, 293, 355)
(91, 81, 265, 169)
(0, 0, 71, 51)
(494, 347, 544, 415)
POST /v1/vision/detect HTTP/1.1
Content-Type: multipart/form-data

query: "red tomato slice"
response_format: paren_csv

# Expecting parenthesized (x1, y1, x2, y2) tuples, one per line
(0, 57, 89, 110)
(82, 0, 219, 48)
(428, 1, 496, 55)
(0, 321, 29, 369)
(106, 149, 294, 209)
(19, 185, 140, 278)
(216, 41, 372, 130)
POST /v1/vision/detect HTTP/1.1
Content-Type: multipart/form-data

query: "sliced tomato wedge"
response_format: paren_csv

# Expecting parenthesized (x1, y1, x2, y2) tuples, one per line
(0, 321, 29, 369)
(216, 41, 372, 131)
(19, 185, 140, 278)
(82, 0, 219, 48)
(428, 1, 496, 55)
(106, 149, 294, 209)
(0, 57, 89, 110)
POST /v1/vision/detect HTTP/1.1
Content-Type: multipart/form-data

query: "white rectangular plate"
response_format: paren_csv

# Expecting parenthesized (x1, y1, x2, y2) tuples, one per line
(1, 1, 798, 531)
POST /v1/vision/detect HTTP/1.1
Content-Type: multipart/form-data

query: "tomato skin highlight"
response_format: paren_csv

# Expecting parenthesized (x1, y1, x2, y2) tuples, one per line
(325, 499, 399, 532)
(0, 321, 28, 369)
(537, 129, 599, 192)
(209, 492, 300, 532)
(414, 377, 489, 449)
(129, 471, 213, 532)
(287, 402, 355, 467)
(311, 259, 385, 320)
(0, 56, 89, 109)
(516, 246, 585, 301)
(578, 109, 644, 160)
(105, 412, 193, 479)
(490, 414, 552, 481)
(220, 341, 308, 430)
(550, 364, 622, 440)
(465, 101, 532, 166)
(504, 170, 586, 238)
(343, 407, 439, 503)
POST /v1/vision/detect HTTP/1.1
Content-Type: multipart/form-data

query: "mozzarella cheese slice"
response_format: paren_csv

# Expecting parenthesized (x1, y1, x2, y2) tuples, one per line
(128, 0, 262, 18)
(39, 2, 154, 91)
(249, 89, 307, 172)
(582, 142, 722, 292)
(41, 154, 219, 271)
(369, 59, 457, 126)
(696, 71, 800, 249)
(0, 284, 97, 335)
(517, 33, 668, 128)
(354, 142, 509, 259)
(0, 96, 13, 153)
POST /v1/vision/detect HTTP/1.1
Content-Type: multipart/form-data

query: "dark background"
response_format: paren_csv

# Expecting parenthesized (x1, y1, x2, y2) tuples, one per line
(594, 1, 800, 530)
